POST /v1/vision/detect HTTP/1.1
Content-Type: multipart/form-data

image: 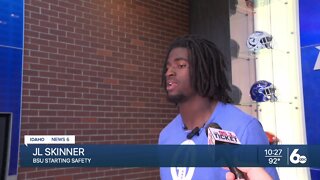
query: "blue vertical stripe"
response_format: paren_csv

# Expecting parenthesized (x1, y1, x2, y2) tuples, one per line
(299, 0, 320, 179)
(0, 0, 24, 176)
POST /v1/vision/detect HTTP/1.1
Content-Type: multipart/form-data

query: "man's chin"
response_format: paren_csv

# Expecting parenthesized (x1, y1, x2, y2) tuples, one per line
(167, 94, 186, 104)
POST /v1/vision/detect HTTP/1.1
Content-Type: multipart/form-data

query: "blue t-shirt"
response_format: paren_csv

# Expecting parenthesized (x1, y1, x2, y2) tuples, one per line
(158, 102, 279, 180)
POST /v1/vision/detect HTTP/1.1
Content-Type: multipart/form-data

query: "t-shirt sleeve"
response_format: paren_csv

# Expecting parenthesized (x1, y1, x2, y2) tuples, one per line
(239, 118, 269, 144)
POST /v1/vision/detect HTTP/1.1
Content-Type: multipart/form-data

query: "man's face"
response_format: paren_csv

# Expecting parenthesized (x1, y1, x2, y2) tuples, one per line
(165, 47, 196, 103)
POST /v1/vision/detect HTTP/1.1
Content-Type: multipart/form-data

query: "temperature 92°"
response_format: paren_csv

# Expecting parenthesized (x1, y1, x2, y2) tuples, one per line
(268, 157, 281, 164)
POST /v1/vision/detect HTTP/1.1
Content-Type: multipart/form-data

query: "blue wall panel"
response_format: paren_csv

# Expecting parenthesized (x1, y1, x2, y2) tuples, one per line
(0, 0, 24, 176)
(299, 0, 320, 178)
(0, 0, 23, 48)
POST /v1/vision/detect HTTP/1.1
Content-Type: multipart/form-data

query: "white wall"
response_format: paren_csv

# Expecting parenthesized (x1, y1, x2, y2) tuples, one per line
(253, 0, 309, 179)
(231, 0, 310, 179)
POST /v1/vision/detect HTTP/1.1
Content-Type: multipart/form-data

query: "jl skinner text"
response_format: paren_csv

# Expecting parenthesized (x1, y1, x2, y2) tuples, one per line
(33, 148, 84, 156)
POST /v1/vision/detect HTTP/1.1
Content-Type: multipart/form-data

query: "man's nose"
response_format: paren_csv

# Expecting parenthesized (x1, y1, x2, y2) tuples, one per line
(165, 67, 175, 77)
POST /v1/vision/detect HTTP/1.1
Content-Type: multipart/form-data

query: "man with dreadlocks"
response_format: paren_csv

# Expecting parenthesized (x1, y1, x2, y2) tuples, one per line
(158, 35, 279, 180)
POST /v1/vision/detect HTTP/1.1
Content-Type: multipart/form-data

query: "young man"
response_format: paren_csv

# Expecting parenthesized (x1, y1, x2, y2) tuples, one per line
(158, 35, 279, 180)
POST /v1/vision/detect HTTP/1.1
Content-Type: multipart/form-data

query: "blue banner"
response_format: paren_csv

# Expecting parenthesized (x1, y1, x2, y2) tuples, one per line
(299, 0, 320, 179)
(0, 0, 24, 176)
(20, 145, 320, 167)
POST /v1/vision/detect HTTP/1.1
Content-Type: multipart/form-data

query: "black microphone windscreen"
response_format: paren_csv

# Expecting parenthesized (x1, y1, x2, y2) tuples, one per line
(205, 122, 221, 136)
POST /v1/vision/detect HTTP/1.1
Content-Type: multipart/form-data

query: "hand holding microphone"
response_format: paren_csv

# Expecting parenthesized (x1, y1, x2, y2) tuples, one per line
(225, 167, 272, 180)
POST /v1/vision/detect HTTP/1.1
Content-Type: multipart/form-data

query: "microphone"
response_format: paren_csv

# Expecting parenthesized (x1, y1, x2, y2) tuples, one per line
(186, 127, 200, 139)
(206, 123, 245, 180)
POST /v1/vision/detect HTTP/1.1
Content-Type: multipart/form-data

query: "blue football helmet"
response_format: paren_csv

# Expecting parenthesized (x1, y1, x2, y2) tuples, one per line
(250, 80, 277, 102)
(247, 31, 273, 52)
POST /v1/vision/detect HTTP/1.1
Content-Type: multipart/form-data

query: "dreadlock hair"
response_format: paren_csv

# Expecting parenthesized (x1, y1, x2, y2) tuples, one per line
(161, 35, 233, 103)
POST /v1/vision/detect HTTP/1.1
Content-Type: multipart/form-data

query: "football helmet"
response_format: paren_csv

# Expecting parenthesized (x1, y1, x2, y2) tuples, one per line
(250, 80, 277, 102)
(247, 31, 273, 52)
